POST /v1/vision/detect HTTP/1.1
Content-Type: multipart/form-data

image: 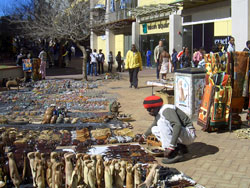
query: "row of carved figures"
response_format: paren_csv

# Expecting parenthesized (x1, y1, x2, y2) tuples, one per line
(3, 151, 162, 188)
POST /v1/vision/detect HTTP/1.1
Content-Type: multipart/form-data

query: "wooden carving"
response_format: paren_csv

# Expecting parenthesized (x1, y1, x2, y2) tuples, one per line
(139, 164, 158, 188)
(27, 152, 36, 187)
(64, 153, 75, 188)
(83, 159, 91, 185)
(36, 160, 45, 188)
(119, 161, 126, 185)
(132, 164, 142, 188)
(126, 164, 134, 188)
(104, 161, 112, 188)
(87, 163, 96, 188)
(7, 152, 22, 188)
(152, 168, 159, 187)
(114, 162, 123, 188)
(53, 162, 64, 188)
(46, 162, 53, 188)
(95, 155, 104, 188)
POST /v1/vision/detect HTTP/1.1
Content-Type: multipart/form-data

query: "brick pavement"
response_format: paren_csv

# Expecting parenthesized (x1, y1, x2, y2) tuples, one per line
(47, 61, 250, 188)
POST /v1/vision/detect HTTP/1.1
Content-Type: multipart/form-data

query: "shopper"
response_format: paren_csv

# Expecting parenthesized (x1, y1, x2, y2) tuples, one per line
(154, 40, 164, 79)
(86, 47, 92, 75)
(98, 49, 105, 74)
(38, 48, 47, 79)
(159, 48, 172, 80)
(116, 51, 122, 72)
(146, 49, 152, 67)
(171, 49, 178, 71)
(108, 51, 114, 73)
(180, 47, 191, 68)
(227, 36, 235, 52)
(125, 44, 142, 89)
(140, 96, 196, 164)
(90, 49, 98, 76)
(192, 47, 203, 67)
(243, 40, 250, 52)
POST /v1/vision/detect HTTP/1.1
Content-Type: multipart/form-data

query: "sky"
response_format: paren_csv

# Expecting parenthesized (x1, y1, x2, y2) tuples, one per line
(0, 0, 30, 16)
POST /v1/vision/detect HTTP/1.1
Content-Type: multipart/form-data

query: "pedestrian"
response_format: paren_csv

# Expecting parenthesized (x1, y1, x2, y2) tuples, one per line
(146, 49, 152, 67)
(116, 51, 122, 72)
(180, 47, 190, 68)
(38, 48, 47, 79)
(243, 40, 250, 52)
(139, 96, 196, 164)
(125, 44, 142, 89)
(16, 48, 26, 66)
(192, 47, 203, 67)
(171, 49, 178, 71)
(90, 49, 98, 76)
(227, 36, 235, 52)
(98, 49, 105, 74)
(86, 47, 92, 75)
(154, 40, 164, 79)
(108, 51, 114, 73)
(159, 48, 172, 80)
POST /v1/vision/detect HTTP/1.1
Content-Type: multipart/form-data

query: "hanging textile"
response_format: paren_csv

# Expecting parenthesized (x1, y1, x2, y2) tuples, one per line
(210, 85, 232, 127)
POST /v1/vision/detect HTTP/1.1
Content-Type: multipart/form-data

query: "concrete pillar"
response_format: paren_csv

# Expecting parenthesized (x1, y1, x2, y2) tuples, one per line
(232, 0, 250, 51)
(169, 14, 182, 53)
(132, 22, 140, 49)
(90, 31, 98, 50)
(105, 29, 115, 59)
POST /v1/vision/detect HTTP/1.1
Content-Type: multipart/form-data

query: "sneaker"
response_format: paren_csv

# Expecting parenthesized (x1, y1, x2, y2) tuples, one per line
(161, 154, 184, 164)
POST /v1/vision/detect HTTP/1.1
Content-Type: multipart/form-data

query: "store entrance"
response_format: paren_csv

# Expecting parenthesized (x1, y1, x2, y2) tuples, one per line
(140, 33, 169, 67)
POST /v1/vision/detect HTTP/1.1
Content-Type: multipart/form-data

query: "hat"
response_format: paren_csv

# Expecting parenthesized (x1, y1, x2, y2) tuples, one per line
(143, 96, 163, 109)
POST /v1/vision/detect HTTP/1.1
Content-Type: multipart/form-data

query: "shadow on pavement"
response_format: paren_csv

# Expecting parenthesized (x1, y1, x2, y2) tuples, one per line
(183, 142, 219, 161)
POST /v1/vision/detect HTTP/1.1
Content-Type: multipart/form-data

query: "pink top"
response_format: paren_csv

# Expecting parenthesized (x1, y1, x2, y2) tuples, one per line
(192, 51, 202, 62)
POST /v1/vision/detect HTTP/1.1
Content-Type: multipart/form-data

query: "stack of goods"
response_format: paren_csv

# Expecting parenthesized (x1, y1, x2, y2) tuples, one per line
(1, 150, 203, 188)
(197, 51, 250, 131)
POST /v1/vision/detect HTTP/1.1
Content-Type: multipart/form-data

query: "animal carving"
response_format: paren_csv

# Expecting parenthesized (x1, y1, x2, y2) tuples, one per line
(6, 78, 21, 91)
(139, 164, 158, 188)
(64, 153, 75, 188)
(96, 155, 104, 188)
(7, 152, 22, 188)
(126, 164, 134, 188)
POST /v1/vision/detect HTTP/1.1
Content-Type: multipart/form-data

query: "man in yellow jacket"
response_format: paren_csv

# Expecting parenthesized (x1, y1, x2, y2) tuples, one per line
(125, 44, 143, 89)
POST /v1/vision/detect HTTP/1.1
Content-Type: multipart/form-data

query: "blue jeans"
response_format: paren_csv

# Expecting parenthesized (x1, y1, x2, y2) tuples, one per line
(87, 61, 91, 75)
(90, 62, 97, 76)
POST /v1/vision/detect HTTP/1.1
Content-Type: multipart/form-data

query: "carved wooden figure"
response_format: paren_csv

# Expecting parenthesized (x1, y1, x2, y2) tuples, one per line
(83, 158, 91, 186)
(46, 162, 53, 188)
(69, 170, 78, 188)
(0, 167, 7, 188)
(87, 163, 96, 188)
(64, 153, 75, 188)
(119, 161, 126, 185)
(104, 161, 112, 188)
(132, 164, 142, 188)
(27, 152, 36, 187)
(35, 160, 45, 188)
(75, 153, 83, 185)
(53, 162, 64, 188)
(7, 152, 22, 188)
(139, 164, 158, 188)
(114, 162, 123, 188)
(95, 155, 104, 188)
(126, 164, 134, 188)
(152, 168, 160, 187)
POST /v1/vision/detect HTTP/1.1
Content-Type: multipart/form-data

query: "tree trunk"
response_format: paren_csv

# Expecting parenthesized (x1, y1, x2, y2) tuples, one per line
(77, 43, 87, 80)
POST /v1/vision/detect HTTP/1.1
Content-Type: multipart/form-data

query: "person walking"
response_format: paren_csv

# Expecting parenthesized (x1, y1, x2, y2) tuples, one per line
(98, 49, 105, 74)
(116, 51, 122, 72)
(154, 40, 164, 79)
(86, 47, 92, 75)
(90, 49, 98, 76)
(38, 48, 47, 79)
(180, 47, 190, 68)
(171, 49, 178, 71)
(146, 49, 152, 67)
(108, 51, 114, 73)
(227, 36, 235, 52)
(140, 96, 196, 164)
(243, 40, 250, 52)
(125, 44, 142, 89)
(192, 47, 203, 67)
(159, 48, 172, 80)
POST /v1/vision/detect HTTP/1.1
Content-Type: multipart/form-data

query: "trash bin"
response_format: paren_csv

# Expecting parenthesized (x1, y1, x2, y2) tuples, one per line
(174, 68, 206, 120)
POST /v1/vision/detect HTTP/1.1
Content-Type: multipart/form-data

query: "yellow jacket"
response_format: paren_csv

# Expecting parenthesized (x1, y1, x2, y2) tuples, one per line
(125, 50, 142, 70)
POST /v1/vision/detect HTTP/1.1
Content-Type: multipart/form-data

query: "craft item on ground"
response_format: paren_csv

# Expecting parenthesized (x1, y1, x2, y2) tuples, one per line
(91, 128, 111, 140)
(126, 163, 133, 188)
(117, 114, 132, 122)
(133, 163, 142, 188)
(104, 161, 112, 188)
(109, 100, 121, 118)
(76, 128, 90, 142)
(96, 155, 104, 188)
(35, 159, 45, 188)
(7, 152, 22, 188)
(144, 146, 164, 157)
(113, 128, 135, 138)
(139, 163, 158, 187)
(234, 128, 250, 139)
(64, 153, 75, 188)
(146, 134, 162, 147)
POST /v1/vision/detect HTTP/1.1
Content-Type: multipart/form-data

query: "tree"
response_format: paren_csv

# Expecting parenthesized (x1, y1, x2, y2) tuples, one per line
(11, 0, 105, 80)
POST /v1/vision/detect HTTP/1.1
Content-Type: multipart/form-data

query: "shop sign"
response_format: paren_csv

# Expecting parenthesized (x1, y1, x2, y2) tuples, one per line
(147, 21, 169, 30)
(214, 36, 230, 45)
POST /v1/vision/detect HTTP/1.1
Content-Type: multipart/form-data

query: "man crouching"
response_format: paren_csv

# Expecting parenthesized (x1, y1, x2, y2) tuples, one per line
(141, 96, 196, 164)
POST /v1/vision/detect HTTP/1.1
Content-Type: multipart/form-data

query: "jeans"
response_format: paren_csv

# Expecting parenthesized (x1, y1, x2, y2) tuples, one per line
(90, 62, 97, 76)
(98, 61, 104, 74)
(87, 61, 91, 75)
(156, 61, 160, 79)
(108, 62, 113, 73)
(129, 67, 139, 88)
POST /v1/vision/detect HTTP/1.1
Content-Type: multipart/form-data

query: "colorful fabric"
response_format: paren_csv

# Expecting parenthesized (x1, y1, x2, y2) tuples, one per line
(210, 85, 232, 127)
(22, 59, 32, 72)
(233, 52, 249, 97)
(143, 96, 163, 109)
(197, 84, 214, 131)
